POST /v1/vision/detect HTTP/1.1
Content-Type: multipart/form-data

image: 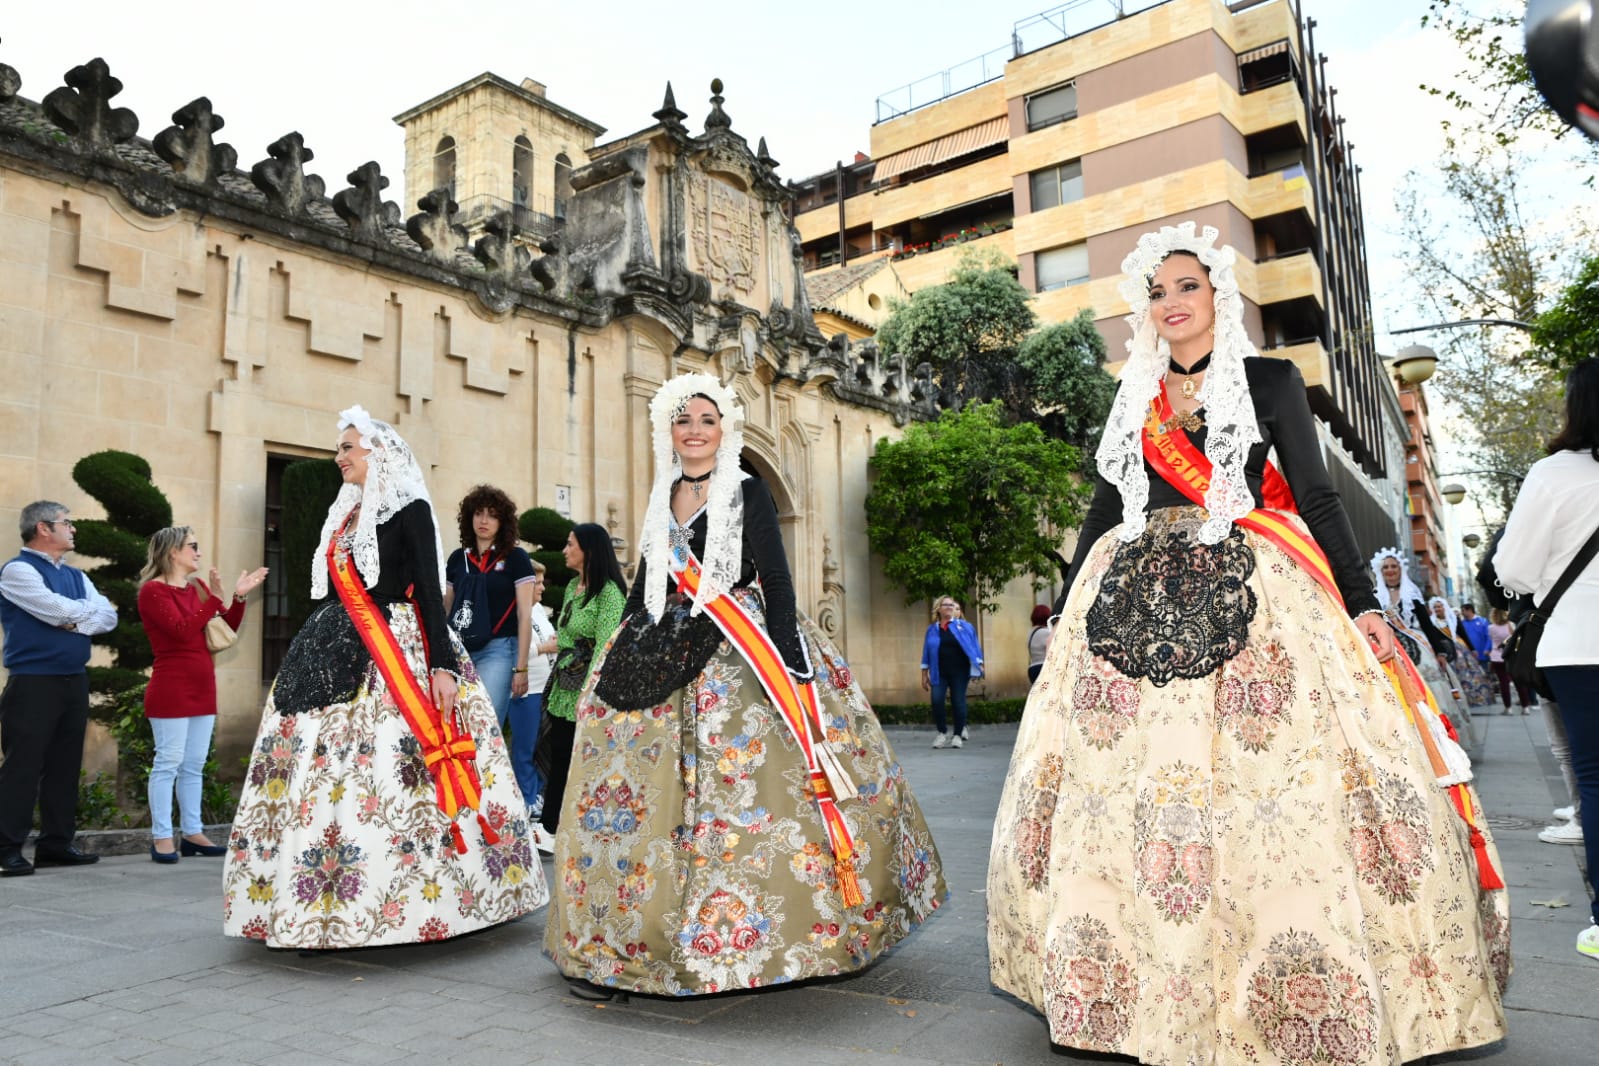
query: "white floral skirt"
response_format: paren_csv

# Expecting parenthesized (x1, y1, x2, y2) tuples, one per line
(224, 604, 548, 948)
(987, 507, 1508, 1065)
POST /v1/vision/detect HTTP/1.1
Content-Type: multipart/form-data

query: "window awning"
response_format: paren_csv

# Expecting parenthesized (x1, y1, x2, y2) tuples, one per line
(1239, 39, 1290, 64)
(872, 116, 1009, 183)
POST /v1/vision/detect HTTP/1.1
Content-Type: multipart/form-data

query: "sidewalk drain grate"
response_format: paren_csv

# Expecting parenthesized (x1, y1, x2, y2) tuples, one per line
(1485, 814, 1539, 831)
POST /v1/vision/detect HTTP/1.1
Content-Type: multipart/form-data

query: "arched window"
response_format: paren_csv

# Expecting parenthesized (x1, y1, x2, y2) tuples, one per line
(512, 135, 533, 208)
(554, 152, 573, 219)
(434, 136, 456, 198)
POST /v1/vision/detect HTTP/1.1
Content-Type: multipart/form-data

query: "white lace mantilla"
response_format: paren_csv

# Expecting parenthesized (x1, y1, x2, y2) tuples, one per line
(1096, 222, 1262, 545)
(309, 405, 447, 599)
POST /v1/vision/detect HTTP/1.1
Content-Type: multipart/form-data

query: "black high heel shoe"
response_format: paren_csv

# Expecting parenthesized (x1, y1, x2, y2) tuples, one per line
(150, 844, 179, 865)
(180, 838, 227, 857)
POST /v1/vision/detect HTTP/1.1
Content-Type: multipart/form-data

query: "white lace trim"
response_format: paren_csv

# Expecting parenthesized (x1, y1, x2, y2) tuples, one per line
(1427, 595, 1459, 640)
(309, 405, 446, 599)
(1096, 222, 1262, 545)
(1370, 546, 1425, 629)
(639, 374, 747, 623)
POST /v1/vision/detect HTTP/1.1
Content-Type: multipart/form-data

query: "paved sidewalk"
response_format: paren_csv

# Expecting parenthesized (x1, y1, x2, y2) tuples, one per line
(0, 716, 1593, 1065)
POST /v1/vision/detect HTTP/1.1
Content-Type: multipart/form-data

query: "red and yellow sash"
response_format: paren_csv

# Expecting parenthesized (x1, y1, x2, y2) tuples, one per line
(1382, 646, 1504, 890)
(328, 529, 499, 855)
(674, 553, 865, 908)
(1141, 387, 1502, 889)
(1142, 381, 1343, 608)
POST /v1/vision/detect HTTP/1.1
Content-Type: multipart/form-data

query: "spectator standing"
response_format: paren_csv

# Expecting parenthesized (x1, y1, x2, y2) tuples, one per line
(0, 501, 117, 876)
(444, 485, 536, 729)
(920, 595, 984, 748)
(136, 526, 267, 863)
(1494, 356, 1599, 962)
(508, 560, 556, 823)
(1026, 604, 1051, 685)
(1487, 608, 1535, 714)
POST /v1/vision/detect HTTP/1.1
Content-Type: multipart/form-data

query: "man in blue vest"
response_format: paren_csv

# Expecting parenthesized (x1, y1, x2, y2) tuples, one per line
(0, 501, 118, 876)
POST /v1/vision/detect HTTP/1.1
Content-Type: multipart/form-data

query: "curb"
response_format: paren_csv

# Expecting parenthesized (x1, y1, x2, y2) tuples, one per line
(23, 822, 234, 857)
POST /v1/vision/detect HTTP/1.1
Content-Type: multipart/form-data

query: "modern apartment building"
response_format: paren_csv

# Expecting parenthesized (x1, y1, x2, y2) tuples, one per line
(791, 0, 1400, 545)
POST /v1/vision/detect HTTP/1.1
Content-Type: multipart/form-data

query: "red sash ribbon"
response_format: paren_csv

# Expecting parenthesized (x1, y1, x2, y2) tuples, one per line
(1140, 385, 1502, 889)
(674, 553, 865, 908)
(328, 527, 499, 855)
(1141, 381, 1343, 608)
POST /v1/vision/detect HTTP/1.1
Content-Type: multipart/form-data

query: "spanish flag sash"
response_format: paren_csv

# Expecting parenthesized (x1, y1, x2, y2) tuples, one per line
(1141, 381, 1344, 608)
(327, 528, 499, 855)
(673, 552, 865, 908)
(1382, 646, 1505, 890)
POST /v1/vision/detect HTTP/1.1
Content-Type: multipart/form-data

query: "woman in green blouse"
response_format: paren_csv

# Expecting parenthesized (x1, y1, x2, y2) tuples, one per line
(535, 522, 625, 843)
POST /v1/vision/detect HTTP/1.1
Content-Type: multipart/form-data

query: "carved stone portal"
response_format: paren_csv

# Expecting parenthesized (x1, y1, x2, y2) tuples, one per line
(687, 173, 758, 298)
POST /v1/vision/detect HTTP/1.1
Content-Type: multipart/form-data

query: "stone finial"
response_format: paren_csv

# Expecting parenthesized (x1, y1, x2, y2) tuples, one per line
(152, 97, 237, 186)
(705, 78, 731, 131)
(251, 132, 326, 215)
(406, 187, 469, 261)
(0, 47, 19, 103)
(473, 211, 531, 281)
(42, 58, 138, 146)
(756, 137, 778, 172)
(654, 82, 687, 131)
(332, 161, 401, 243)
(529, 235, 565, 293)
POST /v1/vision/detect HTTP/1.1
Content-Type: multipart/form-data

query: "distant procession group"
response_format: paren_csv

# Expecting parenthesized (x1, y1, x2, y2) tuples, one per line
(10, 220, 1599, 1063)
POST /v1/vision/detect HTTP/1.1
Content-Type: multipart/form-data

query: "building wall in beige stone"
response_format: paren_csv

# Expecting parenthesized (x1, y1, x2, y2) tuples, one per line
(1082, 114, 1248, 196)
(1, 164, 1042, 780)
(870, 152, 1013, 231)
(889, 229, 1014, 291)
(1075, 30, 1238, 114)
(1005, 0, 1219, 101)
(869, 81, 1008, 162)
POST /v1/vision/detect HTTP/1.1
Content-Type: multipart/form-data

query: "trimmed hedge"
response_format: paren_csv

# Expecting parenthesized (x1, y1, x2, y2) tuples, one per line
(280, 459, 344, 632)
(870, 697, 1027, 726)
(521, 507, 575, 617)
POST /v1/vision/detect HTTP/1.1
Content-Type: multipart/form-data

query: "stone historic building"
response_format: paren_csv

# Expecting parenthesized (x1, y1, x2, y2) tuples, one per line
(0, 59, 1036, 770)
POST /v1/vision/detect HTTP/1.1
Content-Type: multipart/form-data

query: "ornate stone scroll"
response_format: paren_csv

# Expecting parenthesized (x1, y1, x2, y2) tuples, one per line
(332, 162, 401, 243)
(251, 133, 326, 216)
(42, 58, 138, 147)
(153, 97, 237, 186)
(406, 187, 469, 261)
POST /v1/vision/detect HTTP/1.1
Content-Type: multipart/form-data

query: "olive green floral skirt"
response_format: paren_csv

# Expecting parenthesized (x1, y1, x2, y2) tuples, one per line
(545, 592, 946, 995)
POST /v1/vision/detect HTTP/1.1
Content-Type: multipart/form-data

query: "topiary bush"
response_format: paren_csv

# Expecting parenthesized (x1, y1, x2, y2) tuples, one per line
(280, 458, 344, 633)
(520, 506, 575, 616)
(70, 450, 172, 718)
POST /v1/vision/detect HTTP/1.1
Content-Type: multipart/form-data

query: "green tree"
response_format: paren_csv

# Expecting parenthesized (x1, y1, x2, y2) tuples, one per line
(70, 450, 172, 708)
(1016, 309, 1118, 447)
(520, 506, 575, 616)
(1532, 254, 1599, 373)
(864, 402, 1090, 614)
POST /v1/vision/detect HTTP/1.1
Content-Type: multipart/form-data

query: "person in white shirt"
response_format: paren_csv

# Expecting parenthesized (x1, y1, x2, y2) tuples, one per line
(1494, 357, 1599, 963)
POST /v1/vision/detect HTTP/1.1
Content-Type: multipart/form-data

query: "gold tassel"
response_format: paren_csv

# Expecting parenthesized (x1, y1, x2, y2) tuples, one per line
(834, 847, 864, 908)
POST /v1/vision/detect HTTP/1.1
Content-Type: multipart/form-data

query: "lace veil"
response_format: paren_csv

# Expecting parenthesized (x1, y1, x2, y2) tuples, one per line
(638, 373, 747, 623)
(1370, 547, 1426, 629)
(1427, 595, 1460, 639)
(309, 405, 447, 599)
(1096, 222, 1262, 544)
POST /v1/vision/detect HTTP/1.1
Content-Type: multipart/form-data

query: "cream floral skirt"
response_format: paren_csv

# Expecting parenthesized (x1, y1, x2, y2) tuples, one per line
(987, 507, 1508, 1065)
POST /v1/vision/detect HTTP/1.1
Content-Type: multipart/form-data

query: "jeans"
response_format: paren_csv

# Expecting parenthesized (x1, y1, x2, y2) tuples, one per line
(469, 636, 518, 728)
(148, 715, 215, 840)
(1545, 665, 1599, 925)
(931, 674, 970, 736)
(506, 693, 545, 807)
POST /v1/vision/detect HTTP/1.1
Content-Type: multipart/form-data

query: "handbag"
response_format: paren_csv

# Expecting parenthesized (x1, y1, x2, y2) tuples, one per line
(198, 585, 239, 654)
(1505, 524, 1599, 699)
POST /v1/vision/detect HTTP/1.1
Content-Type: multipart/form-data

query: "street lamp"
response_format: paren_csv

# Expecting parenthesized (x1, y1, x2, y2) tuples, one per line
(1391, 344, 1438, 385)
(1463, 532, 1482, 549)
(1441, 482, 1467, 506)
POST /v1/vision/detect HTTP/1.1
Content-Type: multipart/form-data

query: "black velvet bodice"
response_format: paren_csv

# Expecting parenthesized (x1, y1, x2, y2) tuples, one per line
(1062, 358, 1381, 618)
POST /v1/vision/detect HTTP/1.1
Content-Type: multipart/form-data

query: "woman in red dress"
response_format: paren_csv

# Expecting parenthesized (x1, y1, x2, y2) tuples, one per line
(137, 527, 267, 863)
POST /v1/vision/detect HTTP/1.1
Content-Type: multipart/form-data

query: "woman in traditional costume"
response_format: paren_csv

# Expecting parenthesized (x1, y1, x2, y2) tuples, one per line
(1370, 548, 1479, 750)
(1430, 595, 1498, 710)
(225, 406, 547, 948)
(986, 224, 1507, 1064)
(544, 372, 946, 998)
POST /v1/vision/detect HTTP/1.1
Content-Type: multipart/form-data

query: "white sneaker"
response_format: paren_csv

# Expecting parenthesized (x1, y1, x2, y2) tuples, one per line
(931, 733, 949, 749)
(1578, 924, 1599, 962)
(530, 824, 556, 854)
(1539, 821, 1585, 845)
(529, 797, 545, 820)
(950, 736, 963, 749)
(1554, 805, 1576, 822)
(960, 726, 969, 740)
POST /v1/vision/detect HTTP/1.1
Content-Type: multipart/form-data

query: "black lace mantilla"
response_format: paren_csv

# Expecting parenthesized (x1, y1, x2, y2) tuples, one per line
(1085, 511, 1257, 686)
(593, 593, 726, 711)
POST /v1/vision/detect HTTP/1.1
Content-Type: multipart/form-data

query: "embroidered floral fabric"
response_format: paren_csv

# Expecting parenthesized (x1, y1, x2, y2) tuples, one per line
(544, 595, 946, 995)
(1085, 508, 1257, 685)
(224, 604, 548, 948)
(988, 506, 1508, 1064)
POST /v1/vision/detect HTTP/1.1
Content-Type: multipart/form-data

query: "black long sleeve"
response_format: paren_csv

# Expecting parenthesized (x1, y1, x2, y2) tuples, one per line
(378, 499, 455, 673)
(623, 554, 648, 619)
(740, 478, 811, 679)
(1055, 474, 1124, 615)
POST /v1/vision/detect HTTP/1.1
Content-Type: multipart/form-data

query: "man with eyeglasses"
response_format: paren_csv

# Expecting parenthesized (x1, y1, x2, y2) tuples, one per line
(0, 501, 118, 876)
